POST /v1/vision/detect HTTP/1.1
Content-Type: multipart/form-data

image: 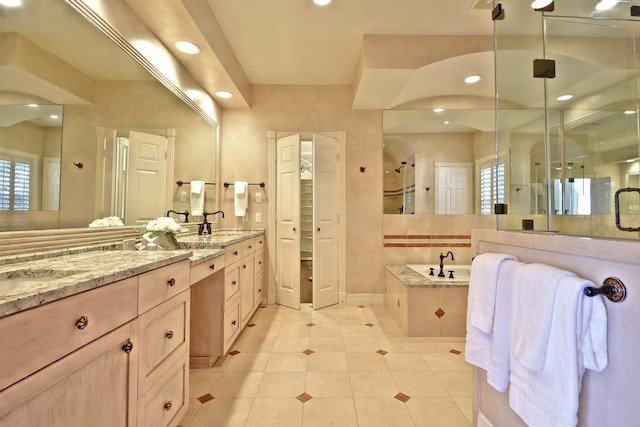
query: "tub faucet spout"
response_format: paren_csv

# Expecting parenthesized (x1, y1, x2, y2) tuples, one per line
(438, 251, 455, 277)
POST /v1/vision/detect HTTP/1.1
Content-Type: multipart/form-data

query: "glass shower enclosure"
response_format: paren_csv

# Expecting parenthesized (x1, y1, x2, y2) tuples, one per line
(494, 0, 640, 239)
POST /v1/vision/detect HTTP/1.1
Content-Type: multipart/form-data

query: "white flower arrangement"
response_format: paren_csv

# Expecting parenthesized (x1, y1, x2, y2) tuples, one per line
(88, 216, 124, 227)
(138, 216, 185, 249)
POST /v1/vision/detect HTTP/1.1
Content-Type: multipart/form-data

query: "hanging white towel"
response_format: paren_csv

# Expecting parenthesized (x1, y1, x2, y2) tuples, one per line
(508, 274, 608, 427)
(468, 253, 518, 333)
(511, 263, 575, 372)
(190, 180, 205, 217)
(234, 181, 248, 217)
(486, 259, 525, 392)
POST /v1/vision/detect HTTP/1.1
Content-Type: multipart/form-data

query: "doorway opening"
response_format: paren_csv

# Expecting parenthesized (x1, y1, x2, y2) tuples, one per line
(269, 131, 345, 310)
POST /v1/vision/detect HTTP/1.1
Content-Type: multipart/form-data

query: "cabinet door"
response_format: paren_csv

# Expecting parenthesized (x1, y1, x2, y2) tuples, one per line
(0, 321, 138, 427)
(240, 256, 255, 325)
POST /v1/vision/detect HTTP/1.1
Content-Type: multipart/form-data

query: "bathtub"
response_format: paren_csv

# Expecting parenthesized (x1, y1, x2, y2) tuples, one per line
(384, 264, 470, 337)
(406, 264, 471, 283)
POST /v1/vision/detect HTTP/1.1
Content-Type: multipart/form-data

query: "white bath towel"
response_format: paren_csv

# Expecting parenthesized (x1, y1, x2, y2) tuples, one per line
(487, 259, 525, 392)
(511, 263, 575, 372)
(190, 180, 205, 216)
(468, 253, 518, 333)
(508, 274, 608, 427)
(234, 181, 248, 217)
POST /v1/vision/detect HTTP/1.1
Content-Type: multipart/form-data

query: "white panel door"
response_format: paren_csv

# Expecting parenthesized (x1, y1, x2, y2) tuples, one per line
(276, 134, 301, 310)
(435, 162, 472, 214)
(312, 134, 339, 309)
(41, 157, 60, 211)
(126, 131, 167, 225)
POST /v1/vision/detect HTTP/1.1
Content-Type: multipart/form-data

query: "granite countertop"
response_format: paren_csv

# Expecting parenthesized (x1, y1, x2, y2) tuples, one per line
(385, 265, 470, 288)
(0, 229, 265, 318)
(0, 250, 192, 318)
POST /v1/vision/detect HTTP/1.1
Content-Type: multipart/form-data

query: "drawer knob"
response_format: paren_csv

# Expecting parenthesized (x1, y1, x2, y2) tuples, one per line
(249, 245, 252, 249)
(258, 288, 262, 293)
(166, 330, 174, 339)
(232, 320, 237, 326)
(243, 264, 247, 269)
(164, 401, 172, 411)
(209, 263, 215, 270)
(167, 278, 176, 287)
(232, 280, 237, 286)
(233, 250, 239, 256)
(122, 341, 134, 353)
(258, 261, 262, 265)
(76, 315, 89, 330)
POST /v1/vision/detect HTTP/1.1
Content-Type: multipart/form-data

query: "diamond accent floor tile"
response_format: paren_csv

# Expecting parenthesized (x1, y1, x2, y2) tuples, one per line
(434, 308, 446, 319)
(358, 305, 365, 308)
(303, 349, 315, 355)
(376, 349, 388, 356)
(394, 392, 411, 403)
(198, 393, 214, 404)
(297, 392, 313, 403)
(228, 350, 241, 356)
(449, 349, 462, 355)
(365, 323, 374, 327)
(247, 323, 256, 327)
(306, 323, 315, 327)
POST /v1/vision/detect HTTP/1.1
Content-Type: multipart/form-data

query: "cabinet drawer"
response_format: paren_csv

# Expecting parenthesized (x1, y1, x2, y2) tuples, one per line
(254, 249, 264, 273)
(255, 234, 264, 252)
(223, 301, 241, 350)
(255, 269, 264, 308)
(139, 260, 190, 313)
(190, 257, 224, 285)
(224, 264, 241, 304)
(0, 277, 137, 392)
(138, 290, 189, 396)
(241, 237, 257, 255)
(224, 242, 242, 265)
(138, 354, 188, 427)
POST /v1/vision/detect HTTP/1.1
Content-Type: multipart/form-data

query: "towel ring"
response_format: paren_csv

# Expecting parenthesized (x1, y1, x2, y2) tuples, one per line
(584, 277, 626, 303)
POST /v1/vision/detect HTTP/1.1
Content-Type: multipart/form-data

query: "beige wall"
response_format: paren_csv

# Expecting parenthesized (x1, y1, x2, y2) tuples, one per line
(219, 84, 384, 296)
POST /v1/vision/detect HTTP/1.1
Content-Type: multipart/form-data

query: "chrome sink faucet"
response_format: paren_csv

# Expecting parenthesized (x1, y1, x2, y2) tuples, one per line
(438, 251, 455, 277)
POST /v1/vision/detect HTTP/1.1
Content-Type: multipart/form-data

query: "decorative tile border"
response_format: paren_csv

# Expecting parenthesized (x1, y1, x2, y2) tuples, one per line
(383, 234, 471, 248)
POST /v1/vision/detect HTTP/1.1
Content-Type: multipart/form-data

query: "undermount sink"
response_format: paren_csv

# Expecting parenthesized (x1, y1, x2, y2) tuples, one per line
(406, 264, 471, 283)
(0, 270, 86, 293)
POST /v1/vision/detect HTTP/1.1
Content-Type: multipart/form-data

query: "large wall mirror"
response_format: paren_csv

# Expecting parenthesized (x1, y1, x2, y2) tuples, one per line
(383, 108, 496, 215)
(0, 0, 218, 231)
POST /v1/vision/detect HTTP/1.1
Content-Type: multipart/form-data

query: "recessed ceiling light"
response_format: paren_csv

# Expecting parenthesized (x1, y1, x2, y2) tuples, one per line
(175, 40, 200, 55)
(313, 0, 332, 5)
(557, 94, 573, 101)
(26, 103, 38, 108)
(444, 121, 450, 124)
(624, 110, 637, 115)
(531, 0, 553, 9)
(0, 0, 22, 7)
(626, 158, 637, 163)
(49, 115, 59, 119)
(595, 0, 618, 11)
(433, 108, 444, 113)
(215, 90, 233, 99)
(464, 75, 482, 84)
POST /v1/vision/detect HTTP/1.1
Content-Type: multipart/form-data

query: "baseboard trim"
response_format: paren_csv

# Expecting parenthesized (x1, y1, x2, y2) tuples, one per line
(346, 293, 384, 305)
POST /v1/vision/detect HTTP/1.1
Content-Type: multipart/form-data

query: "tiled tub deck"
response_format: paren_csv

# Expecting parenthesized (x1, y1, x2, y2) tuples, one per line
(384, 265, 469, 337)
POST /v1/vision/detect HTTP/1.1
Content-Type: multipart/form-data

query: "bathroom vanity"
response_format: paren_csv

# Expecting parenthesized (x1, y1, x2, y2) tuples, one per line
(0, 229, 265, 426)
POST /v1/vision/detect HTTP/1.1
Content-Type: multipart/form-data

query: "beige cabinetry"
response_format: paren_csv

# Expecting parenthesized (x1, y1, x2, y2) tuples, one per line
(190, 233, 265, 368)
(0, 259, 191, 427)
(137, 260, 190, 427)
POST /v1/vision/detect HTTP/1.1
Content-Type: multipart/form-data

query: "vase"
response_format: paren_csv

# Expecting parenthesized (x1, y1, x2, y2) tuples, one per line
(138, 232, 177, 251)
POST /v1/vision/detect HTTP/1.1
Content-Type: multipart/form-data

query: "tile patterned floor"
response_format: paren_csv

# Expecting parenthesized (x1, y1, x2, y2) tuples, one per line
(179, 303, 472, 427)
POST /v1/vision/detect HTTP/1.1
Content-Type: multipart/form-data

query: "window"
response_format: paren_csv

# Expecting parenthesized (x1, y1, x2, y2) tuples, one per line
(0, 154, 33, 211)
(477, 155, 506, 215)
